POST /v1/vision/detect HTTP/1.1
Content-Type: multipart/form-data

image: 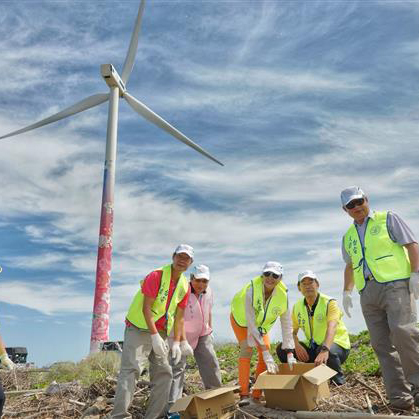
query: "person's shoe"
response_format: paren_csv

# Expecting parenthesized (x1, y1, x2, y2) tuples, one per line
(389, 398, 414, 412)
(238, 396, 251, 406)
(331, 374, 346, 386)
(165, 413, 181, 419)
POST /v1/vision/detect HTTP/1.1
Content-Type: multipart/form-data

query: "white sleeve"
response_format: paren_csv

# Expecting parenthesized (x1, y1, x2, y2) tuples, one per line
(245, 287, 264, 346)
(280, 308, 295, 350)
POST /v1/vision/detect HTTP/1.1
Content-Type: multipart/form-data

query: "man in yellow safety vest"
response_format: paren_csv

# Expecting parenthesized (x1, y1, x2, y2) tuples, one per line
(277, 270, 350, 385)
(341, 186, 419, 411)
(111, 244, 192, 419)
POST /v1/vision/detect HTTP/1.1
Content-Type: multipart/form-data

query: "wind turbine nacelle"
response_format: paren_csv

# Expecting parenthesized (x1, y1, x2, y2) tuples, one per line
(101, 64, 126, 93)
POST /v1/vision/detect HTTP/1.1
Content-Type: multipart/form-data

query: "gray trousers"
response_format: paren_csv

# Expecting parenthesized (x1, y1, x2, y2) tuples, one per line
(360, 279, 419, 407)
(168, 334, 222, 409)
(111, 326, 172, 419)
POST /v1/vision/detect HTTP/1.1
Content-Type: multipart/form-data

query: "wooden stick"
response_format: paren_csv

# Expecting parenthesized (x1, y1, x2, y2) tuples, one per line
(365, 394, 374, 415)
(68, 398, 86, 407)
(4, 389, 44, 395)
(335, 402, 362, 412)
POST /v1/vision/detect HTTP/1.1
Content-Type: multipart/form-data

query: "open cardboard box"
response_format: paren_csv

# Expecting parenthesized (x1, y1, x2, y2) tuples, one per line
(253, 363, 337, 411)
(170, 386, 240, 419)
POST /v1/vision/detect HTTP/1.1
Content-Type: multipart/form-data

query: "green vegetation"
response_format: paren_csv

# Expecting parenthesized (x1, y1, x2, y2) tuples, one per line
(343, 330, 380, 376)
(32, 352, 121, 389)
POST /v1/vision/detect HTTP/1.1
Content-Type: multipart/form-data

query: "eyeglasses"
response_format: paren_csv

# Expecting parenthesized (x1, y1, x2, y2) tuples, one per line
(263, 271, 280, 280)
(346, 198, 365, 210)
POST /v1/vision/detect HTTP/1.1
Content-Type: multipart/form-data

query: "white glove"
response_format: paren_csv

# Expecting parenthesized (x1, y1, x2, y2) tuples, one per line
(151, 333, 169, 357)
(410, 272, 419, 300)
(287, 352, 297, 371)
(171, 340, 182, 365)
(0, 353, 15, 370)
(342, 290, 353, 318)
(262, 350, 278, 374)
(180, 340, 194, 357)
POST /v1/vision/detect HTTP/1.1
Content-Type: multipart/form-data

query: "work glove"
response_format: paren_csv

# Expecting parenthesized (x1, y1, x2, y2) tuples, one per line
(171, 340, 182, 365)
(287, 352, 297, 371)
(151, 333, 169, 357)
(0, 353, 15, 370)
(180, 340, 194, 357)
(262, 350, 278, 374)
(410, 272, 419, 300)
(342, 290, 353, 318)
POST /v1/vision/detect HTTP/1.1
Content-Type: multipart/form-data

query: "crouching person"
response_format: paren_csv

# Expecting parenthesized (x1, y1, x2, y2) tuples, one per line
(111, 244, 192, 419)
(168, 265, 222, 414)
(277, 270, 350, 385)
(230, 261, 295, 403)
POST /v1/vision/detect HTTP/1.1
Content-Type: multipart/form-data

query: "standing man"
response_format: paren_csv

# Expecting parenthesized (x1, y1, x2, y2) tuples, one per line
(168, 264, 222, 413)
(341, 186, 419, 411)
(111, 244, 193, 419)
(277, 270, 350, 385)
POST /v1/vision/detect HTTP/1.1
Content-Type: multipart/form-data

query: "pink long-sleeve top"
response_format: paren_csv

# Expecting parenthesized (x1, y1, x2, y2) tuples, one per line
(184, 285, 213, 349)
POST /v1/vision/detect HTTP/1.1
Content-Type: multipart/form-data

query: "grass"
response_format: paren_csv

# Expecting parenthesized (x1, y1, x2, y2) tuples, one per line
(32, 352, 121, 389)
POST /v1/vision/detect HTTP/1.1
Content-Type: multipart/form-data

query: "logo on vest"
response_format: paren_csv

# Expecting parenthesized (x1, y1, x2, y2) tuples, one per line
(370, 225, 381, 236)
(272, 307, 280, 316)
(316, 314, 324, 322)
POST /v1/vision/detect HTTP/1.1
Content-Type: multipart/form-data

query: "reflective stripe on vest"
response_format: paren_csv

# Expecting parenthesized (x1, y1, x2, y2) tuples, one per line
(293, 293, 350, 350)
(344, 211, 411, 291)
(126, 264, 188, 334)
(231, 276, 288, 334)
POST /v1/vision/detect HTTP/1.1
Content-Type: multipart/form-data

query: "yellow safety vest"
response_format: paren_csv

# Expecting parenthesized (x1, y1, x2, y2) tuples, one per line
(344, 211, 411, 291)
(231, 275, 288, 335)
(126, 264, 189, 334)
(293, 293, 350, 350)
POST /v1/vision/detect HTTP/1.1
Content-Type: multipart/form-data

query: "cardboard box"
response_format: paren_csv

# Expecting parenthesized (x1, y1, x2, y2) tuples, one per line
(170, 386, 239, 419)
(253, 363, 337, 411)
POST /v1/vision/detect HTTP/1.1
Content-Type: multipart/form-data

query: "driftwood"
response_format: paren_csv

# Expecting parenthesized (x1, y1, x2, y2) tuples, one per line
(296, 412, 418, 418)
(365, 394, 374, 415)
(4, 389, 44, 395)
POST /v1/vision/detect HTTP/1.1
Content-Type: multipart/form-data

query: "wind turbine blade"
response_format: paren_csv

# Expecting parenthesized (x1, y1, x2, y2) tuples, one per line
(124, 92, 223, 166)
(121, 0, 146, 85)
(0, 93, 109, 140)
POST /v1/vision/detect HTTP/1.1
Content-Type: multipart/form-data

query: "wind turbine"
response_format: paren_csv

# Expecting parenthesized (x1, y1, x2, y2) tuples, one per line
(0, 0, 223, 354)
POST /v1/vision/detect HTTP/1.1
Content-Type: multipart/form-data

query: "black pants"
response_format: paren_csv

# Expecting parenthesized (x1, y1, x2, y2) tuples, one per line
(276, 341, 350, 385)
(0, 380, 5, 416)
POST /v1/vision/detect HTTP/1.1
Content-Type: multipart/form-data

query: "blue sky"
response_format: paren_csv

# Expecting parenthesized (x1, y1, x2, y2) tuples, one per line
(1, 0, 419, 367)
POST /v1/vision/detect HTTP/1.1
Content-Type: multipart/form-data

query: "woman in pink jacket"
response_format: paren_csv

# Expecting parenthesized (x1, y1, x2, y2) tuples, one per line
(168, 265, 222, 413)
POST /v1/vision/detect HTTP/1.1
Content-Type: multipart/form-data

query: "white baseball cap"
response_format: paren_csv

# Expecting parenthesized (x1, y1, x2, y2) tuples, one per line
(262, 261, 283, 276)
(193, 264, 210, 280)
(174, 244, 194, 259)
(297, 270, 319, 285)
(340, 186, 365, 207)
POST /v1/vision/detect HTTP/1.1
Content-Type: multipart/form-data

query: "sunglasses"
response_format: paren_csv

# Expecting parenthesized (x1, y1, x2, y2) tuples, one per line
(346, 198, 365, 210)
(263, 271, 280, 280)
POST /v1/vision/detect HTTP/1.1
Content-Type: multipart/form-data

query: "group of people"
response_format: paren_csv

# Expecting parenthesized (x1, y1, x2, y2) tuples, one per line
(109, 185, 419, 418)
(2, 184, 417, 418)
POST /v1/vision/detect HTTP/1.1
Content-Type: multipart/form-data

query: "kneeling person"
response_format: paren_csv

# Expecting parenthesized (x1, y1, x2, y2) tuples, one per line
(277, 270, 350, 385)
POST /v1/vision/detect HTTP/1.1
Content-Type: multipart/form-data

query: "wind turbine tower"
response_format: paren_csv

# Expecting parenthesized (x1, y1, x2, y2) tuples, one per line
(0, 0, 222, 353)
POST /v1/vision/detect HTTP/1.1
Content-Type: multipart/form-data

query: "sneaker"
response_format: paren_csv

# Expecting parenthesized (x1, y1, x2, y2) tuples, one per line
(165, 413, 181, 419)
(390, 399, 414, 412)
(238, 397, 251, 407)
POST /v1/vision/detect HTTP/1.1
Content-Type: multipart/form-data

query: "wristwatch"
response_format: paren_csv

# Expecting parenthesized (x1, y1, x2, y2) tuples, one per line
(319, 345, 330, 353)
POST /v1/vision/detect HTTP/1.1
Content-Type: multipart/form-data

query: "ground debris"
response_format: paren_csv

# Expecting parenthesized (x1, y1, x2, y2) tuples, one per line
(2, 368, 419, 418)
